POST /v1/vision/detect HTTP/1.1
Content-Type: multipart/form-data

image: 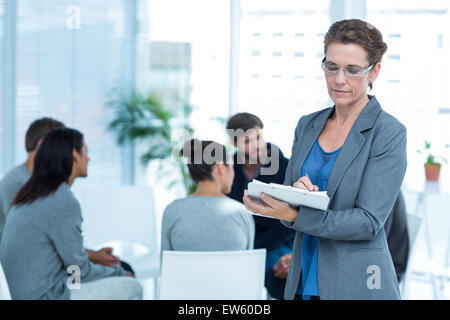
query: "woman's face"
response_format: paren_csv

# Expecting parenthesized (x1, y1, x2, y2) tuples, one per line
(73, 142, 90, 178)
(324, 42, 380, 108)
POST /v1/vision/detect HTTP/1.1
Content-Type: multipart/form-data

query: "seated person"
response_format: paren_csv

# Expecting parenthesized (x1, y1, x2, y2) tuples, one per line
(161, 139, 255, 255)
(0, 117, 125, 270)
(0, 128, 142, 300)
(0, 118, 65, 239)
(226, 112, 295, 299)
(384, 191, 410, 283)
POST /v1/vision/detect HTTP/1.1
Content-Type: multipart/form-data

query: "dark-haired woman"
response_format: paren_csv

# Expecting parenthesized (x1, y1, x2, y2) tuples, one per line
(0, 128, 142, 300)
(243, 19, 406, 300)
(160, 139, 255, 256)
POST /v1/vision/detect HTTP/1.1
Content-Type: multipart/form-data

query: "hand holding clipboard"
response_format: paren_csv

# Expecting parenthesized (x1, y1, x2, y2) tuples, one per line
(247, 179, 329, 211)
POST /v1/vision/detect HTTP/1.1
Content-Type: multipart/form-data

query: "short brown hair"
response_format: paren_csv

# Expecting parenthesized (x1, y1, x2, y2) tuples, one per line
(25, 117, 66, 152)
(226, 112, 263, 132)
(324, 19, 387, 89)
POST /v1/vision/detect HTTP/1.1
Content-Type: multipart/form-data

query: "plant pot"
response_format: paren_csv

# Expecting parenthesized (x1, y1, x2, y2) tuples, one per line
(425, 164, 440, 181)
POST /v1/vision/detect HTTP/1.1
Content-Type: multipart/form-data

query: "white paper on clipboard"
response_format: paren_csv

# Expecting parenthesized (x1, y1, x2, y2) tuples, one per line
(247, 179, 329, 211)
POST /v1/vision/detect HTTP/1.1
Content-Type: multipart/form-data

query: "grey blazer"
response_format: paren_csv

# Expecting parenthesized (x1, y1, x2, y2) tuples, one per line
(281, 96, 406, 300)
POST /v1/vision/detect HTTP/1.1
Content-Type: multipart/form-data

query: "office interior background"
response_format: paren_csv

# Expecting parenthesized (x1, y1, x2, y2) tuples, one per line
(1, 0, 449, 300)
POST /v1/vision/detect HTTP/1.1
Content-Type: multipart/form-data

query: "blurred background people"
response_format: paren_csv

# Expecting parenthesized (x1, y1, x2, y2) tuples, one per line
(0, 118, 65, 240)
(0, 128, 142, 300)
(0, 117, 128, 270)
(226, 113, 295, 300)
(161, 139, 255, 255)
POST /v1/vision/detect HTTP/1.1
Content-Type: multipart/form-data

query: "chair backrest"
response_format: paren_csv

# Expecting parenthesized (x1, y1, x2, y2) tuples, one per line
(159, 249, 266, 300)
(72, 184, 158, 254)
(0, 263, 12, 300)
(406, 214, 422, 250)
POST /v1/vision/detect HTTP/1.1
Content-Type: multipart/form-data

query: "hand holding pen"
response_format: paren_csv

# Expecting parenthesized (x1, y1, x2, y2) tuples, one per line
(293, 172, 319, 192)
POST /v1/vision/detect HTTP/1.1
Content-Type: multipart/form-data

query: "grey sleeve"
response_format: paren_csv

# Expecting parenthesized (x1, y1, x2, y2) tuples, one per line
(284, 123, 407, 241)
(48, 200, 126, 282)
(0, 181, 23, 239)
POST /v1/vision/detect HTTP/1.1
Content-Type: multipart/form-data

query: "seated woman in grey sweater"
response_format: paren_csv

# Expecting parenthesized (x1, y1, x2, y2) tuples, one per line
(161, 139, 255, 255)
(0, 128, 142, 300)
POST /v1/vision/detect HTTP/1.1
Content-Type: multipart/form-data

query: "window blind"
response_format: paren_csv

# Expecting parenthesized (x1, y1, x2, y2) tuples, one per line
(1, 0, 146, 184)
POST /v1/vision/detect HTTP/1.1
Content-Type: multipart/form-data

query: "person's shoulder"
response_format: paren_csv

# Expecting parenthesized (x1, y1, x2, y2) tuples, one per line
(220, 196, 246, 208)
(266, 142, 289, 172)
(166, 196, 244, 212)
(54, 182, 77, 199)
(219, 197, 252, 218)
(307, 106, 333, 119)
(295, 106, 333, 129)
(0, 164, 30, 188)
(193, 196, 242, 210)
(267, 142, 284, 157)
(13, 184, 81, 223)
(163, 198, 190, 218)
(195, 196, 246, 214)
(47, 184, 81, 217)
(375, 110, 406, 136)
(369, 110, 407, 156)
(378, 110, 405, 127)
(230, 199, 254, 227)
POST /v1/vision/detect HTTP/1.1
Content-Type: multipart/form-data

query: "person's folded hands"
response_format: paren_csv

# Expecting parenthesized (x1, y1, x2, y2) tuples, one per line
(273, 254, 292, 279)
(89, 247, 121, 267)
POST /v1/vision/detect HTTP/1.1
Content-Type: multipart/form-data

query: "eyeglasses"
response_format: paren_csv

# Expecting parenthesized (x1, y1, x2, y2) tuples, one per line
(321, 57, 374, 79)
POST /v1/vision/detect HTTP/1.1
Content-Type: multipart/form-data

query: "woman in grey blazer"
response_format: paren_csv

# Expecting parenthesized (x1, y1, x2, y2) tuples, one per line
(243, 19, 406, 300)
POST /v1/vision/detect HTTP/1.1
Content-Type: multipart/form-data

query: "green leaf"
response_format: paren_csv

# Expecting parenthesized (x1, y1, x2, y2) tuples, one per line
(107, 86, 196, 194)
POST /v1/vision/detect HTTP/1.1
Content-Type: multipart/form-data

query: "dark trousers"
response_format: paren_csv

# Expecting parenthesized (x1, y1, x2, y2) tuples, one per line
(264, 245, 291, 300)
(120, 260, 135, 276)
(294, 294, 320, 300)
(265, 269, 287, 300)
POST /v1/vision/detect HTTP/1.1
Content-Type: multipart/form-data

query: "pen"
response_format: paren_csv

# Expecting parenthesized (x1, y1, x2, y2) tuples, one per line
(306, 172, 313, 192)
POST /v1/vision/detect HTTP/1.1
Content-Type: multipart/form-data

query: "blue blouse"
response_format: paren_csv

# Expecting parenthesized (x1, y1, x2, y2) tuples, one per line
(296, 139, 341, 299)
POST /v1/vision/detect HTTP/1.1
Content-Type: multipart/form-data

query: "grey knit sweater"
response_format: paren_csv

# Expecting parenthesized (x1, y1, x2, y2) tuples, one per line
(161, 196, 255, 258)
(0, 164, 31, 241)
(0, 183, 126, 299)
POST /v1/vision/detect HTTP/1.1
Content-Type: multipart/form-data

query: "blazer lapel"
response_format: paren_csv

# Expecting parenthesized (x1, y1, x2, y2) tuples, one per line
(291, 107, 334, 184)
(326, 96, 383, 203)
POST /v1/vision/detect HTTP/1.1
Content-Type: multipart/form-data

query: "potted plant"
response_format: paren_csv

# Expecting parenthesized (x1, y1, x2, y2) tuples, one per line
(417, 140, 449, 181)
(107, 87, 196, 194)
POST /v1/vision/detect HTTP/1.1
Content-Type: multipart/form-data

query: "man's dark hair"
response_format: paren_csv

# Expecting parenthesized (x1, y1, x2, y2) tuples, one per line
(13, 128, 84, 206)
(25, 117, 66, 152)
(226, 112, 264, 133)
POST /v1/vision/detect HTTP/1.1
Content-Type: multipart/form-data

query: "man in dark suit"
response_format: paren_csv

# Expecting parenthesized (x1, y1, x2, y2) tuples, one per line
(226, 112, 295, 299)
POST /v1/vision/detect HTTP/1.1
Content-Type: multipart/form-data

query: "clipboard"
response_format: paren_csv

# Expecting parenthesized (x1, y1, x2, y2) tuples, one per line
(247, 179, 330, 211)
